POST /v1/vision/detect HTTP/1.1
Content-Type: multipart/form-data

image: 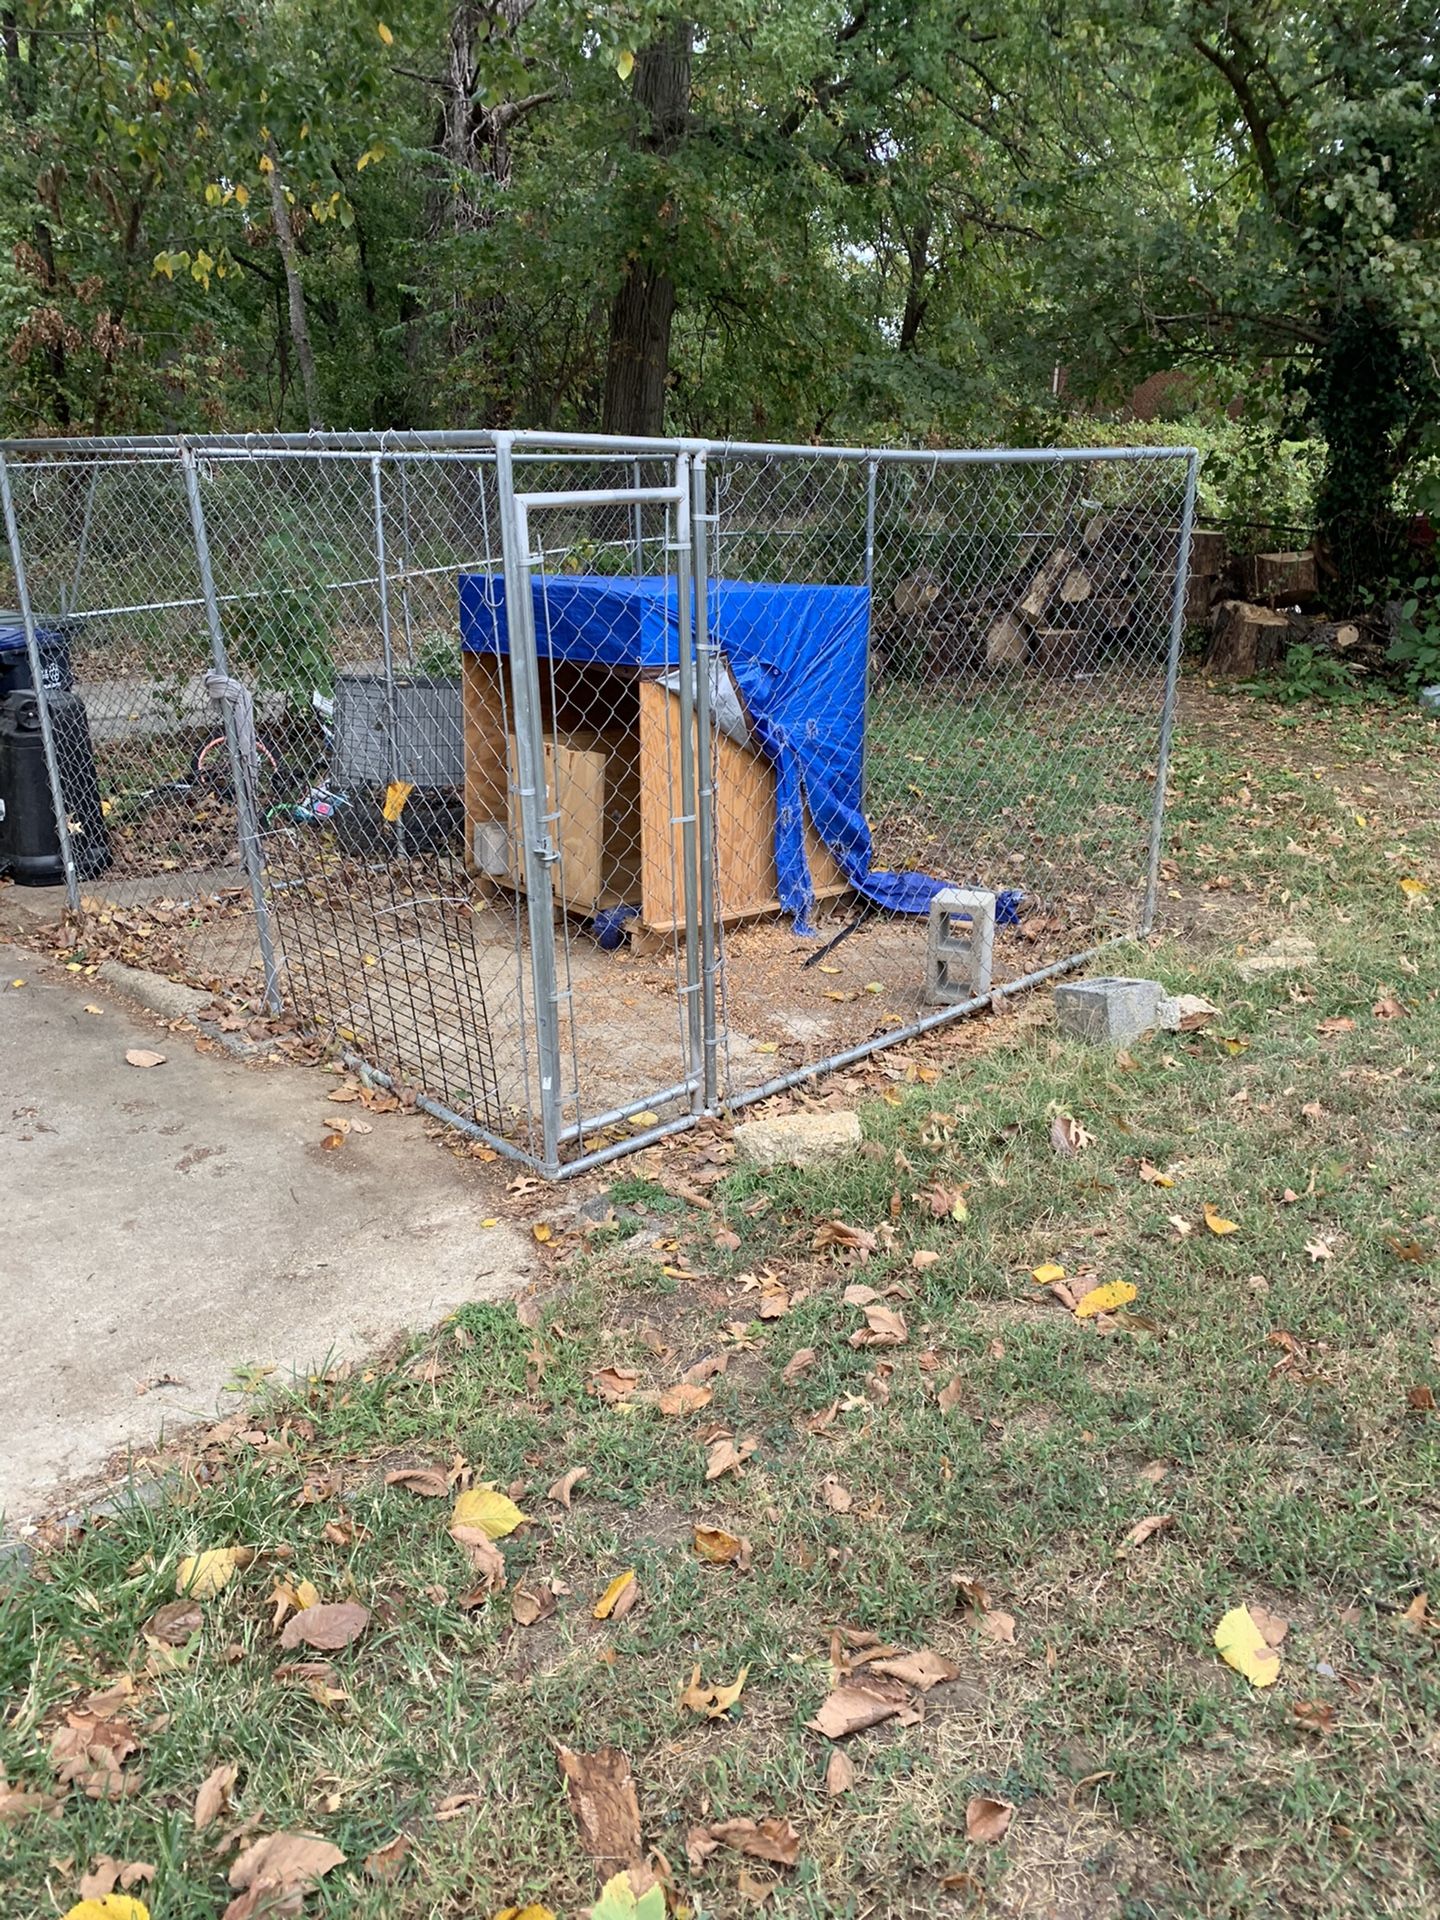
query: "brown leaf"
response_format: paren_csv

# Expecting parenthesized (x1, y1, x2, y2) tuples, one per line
(842, 1282, 879, 1306)
(0, 1771, 61, 1822)
(1137, 1459, 1169, 1485)
(1315, 1015, 1355, 1035)
(1121, 1514, 1174, 1551)
(820, 1476, 854, 1514)
(825, 1748, 856, 1796)
(79, 1857, 122, 1899)
(978, 1610, 1017, 1646)
(683, 1353, 729, 1385)
(364, 1833, 412, 1880)
(782, 1348, 816, 1383)
(450, 1528, 506, 1600)
(952, 1572, 992, 1614)
(50, 1709, 140, 1800)
(813, 1219, 878, 1256)
(849, 1301, 908, 1348)
(705, 1435, 757, 1482)
(911, 1249, 942, 1271)
(965, 1794, 1013, 1844)
(124, 1048, 166, 1069)
(868, 1648, 960, 1690)
(806, 1677, 912, 1738)
(226, 1831, 345, 1911)
(556, 1746, 643, 1873)
(1386, 1235, 1428, 1263)
(1400, 1591, 1429, 1629)
(591, 1366, 640, 1404)
(1249, 1606, 1289, 1650)
(194, 1760, 238, 1829)
(936, 1375, 965, 1414)
(547, 1465, 588, 1508)
(1372, 994, 1406, 1020)
(705, 1817, 801, 1868)
(693, 1526, 748, 1567)
(1050, 1113, 1092, 1157)
(1406, 1385, 1437, 1414)
(278, 1601, 369, 1652)
(143, 1599, 203, 1646)
(678, 1664, 749, 1718)
(511, 1581, 558, 1627)
(1293, 1699, 1336, 1736)
(384, 1466, 450, 1498)
(658, 1381, 713, 1416)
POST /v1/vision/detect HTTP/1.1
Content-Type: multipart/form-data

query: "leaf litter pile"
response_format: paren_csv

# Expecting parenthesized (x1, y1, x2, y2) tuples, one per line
(5, 697, 1440, 1918)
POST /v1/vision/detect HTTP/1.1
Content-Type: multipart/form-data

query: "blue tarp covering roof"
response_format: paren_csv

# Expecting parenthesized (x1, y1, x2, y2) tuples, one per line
(458, 573, 946, 929)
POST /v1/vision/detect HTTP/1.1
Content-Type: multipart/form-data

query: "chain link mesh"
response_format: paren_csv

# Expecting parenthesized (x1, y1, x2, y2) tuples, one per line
(0, 435, 1192, 1172)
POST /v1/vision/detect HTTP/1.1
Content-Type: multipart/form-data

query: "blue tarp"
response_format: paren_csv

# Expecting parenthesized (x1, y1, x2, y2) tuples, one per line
(458, 573, 947, 930)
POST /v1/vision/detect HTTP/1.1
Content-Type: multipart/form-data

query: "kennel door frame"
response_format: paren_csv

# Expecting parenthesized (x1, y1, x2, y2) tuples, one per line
(498, 457, 709, 1172)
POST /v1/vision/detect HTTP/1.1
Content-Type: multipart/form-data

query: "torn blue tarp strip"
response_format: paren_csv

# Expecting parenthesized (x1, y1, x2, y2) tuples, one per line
(458, 572, 949, 927)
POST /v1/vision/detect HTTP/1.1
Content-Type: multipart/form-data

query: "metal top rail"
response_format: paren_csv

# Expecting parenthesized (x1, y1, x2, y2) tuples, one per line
(0, 427, 1198, 465)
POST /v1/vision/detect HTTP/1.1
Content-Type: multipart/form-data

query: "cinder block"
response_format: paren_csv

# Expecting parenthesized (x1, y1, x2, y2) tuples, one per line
(1053, 976, 1164, 1045)
(733, 1109, 862, 1169)
(926, 888, 996, 1004)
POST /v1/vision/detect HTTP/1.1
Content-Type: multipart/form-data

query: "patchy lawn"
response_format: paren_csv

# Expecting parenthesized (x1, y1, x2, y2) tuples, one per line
(5, 686, 1440, 1920)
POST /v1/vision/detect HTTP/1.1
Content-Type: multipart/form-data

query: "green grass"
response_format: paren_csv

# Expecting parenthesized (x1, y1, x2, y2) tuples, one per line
(5, 686, 1440, 1917)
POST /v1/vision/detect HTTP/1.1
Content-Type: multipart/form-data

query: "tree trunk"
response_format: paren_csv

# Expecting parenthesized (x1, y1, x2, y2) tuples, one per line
(601, 20, 693, 438)
(265, 141, 322, 430)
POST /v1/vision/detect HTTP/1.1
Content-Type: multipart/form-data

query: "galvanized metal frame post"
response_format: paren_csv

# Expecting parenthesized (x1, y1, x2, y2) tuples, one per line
(369, 453, 406, 860)
(495, 435, 567, 1173)
(668, 454, 704, 1102)
(0, 452, 82, 909)
(1142, 447, 1198, 934)
(690, 451, 720, 1109)
(180, 445, 283, 1011)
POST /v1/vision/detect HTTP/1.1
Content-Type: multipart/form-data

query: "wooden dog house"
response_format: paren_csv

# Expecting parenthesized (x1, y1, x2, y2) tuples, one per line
(461, 652, 848, 935)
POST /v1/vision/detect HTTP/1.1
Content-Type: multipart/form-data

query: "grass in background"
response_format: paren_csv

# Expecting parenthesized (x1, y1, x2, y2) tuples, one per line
(3, 689, 1440, 1919)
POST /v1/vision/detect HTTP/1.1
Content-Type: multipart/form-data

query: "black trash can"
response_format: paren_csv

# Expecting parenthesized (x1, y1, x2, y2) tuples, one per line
(0, 611, 75, 697)
(0, 688, 111, 884)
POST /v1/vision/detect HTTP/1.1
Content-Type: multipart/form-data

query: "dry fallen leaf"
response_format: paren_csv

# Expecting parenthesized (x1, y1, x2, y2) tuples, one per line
(591, 1367, 641, 1405)
(1050, 1113, 1093, 1157)
(1203, 1204, 1240, 1236)
(226, 1831, 345, 1913)
(142, 1599, 202, 1647)
(194, 1761, 238, 1829)
(849, 1301, 908, 1348)
(384, 1466, 450, 1498)
(781, 1348, 816, 1383)
(1406, 1385, 1438, 1414)
(703, 1816, 801, 1868)
(1315, 1015, 1355, 1035)
(965, 1795, 1013, 1844)
(820, 1476, 854, 1514)
(1073, 1280, 1138, 1319)
(364, 1833, 412, 1881)
(658, 1381, 713, 1416)
(124, 1048, 166, 1069)
(1214, 1604, 1282, 1687)
(1138, 1159, 1175, 1188)
(825, 1749, 855, 1796)
(1399, 1591, 1429, 1630)
(806, 1675, 914, 1739)
(812, 1219, 878, 1257)
(511, 1580, 559, 1628)
(936, 1375, 965, 1414)
(176, 1546, 250, 1599)
(1293, 1699, 1336, 1736)
(0, 1769, 61, 1822)
(1031, 1261, 1066, 1285)
(1304, 1237, 1334, 1264)
(678, 1664, 749, 1718)
(547, 1466, 588, 1509)
(1121, 1514, 1174, 1551)
(593, 1570, 639, 1621)
(705, 1435, 757, 1482)
(693, 1526, 748, 1567)
(868, 1647, 960, 1688)
(278, 1601, 369, 1652)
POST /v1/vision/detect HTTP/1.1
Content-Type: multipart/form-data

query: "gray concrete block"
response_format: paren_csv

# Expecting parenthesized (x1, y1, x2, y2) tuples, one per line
(1053, 976, 1164, 1044)
(733, 1108, 862, 1169)
(926, 887, 996, 1004)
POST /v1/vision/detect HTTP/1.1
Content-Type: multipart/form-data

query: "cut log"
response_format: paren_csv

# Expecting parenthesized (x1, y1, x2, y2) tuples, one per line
(984, 612, 1029, 668)
(891, 571, 941, 621)
(1058, 567, 1092, 604)
(1188, 529, 1228, 575)
(1034, 628, 1087, 676)
(1185, 575, 1215, 625)
(1242, 551, 1318, 604)
(1204, 600, 1291, 675)
(1018, 546, 1075, 620)
(1082, 511, 1110, 549)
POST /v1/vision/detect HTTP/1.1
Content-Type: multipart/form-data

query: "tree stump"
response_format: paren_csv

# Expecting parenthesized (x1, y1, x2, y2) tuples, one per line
(1204, 600, 1292, 675)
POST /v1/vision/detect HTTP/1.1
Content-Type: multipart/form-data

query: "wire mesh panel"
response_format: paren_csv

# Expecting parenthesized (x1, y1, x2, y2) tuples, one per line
(0, 430, 1193, 1175)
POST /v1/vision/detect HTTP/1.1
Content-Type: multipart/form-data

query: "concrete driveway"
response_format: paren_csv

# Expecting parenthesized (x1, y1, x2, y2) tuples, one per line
(0, 928, 528, 1526)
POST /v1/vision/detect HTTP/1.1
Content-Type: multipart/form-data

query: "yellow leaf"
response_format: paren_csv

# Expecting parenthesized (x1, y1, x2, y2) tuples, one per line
(593, 1569, 636, 1619)
(1203, 1204, 1240, 1236)
(258, 151, 274, 174)
(451, 1486, 528, 1539)
(678, 1662, 749, 1717)
(1031, 1262, 1065, 1285)
(627, 1111, 658, 1128)
(376, 18, 394, 43)
(532, 1222, 552, 1243)
(1214, 1604, 1282, 1687)
(615, 48, 635, 79)
(176, 1547, 240, 1597)
(1400, 876, 1428, 899)
(493, 1907, 557, 1920)
(234, 182, 249, 208)
(382, 779, 413, 823)
(1074, 1280, 1138, 1319)
(294, 1577, 321, 1610)
(64, 1901, 151, 1920)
